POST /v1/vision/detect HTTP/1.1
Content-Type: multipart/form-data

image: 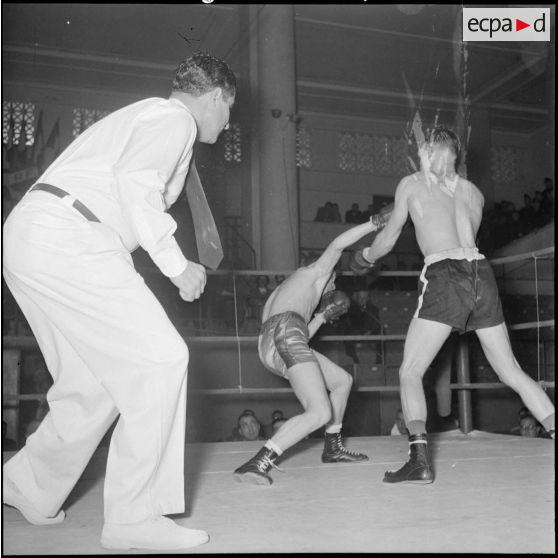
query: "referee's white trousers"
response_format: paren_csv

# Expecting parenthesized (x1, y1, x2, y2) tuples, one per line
(2, 193, 189, 524)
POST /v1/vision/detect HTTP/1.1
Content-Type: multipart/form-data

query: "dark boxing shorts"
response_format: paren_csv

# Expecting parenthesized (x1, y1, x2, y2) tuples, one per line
(414, 247, 504, 334)
(258, 311, 317, 378)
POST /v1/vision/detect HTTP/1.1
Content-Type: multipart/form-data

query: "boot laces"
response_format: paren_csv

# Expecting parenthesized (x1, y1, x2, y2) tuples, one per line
(257, 455, 284, 473)
(333, 434, 361, 457)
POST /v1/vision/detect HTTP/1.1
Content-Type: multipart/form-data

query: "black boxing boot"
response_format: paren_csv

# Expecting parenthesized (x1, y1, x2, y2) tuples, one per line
(234, 446, 279, 485)
(321, 432, 369, 463)
(383, 433, 434, 484)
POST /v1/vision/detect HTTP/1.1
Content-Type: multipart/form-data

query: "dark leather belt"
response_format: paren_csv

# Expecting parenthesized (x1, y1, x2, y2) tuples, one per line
(29, 183, 100, 223)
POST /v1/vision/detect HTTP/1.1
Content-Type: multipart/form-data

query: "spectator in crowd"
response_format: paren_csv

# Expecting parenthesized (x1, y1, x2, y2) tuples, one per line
(228, 411, 265, 442)
(517, 414, 541, 438)
(508, 211, 524, 241)
(519, 194, 534, 228)
(271, 417, 288, 436)
(2, 421, 17, 451)
(390, 409, 408, 436)
(477, 180, 555, 253)
(532, 198, 546, 229)
(263, 409, 286, 438)
(330, 203, 342, 223)
(343, 290, 381, 364)
(245, 275, 269, 325)
(372, 263, 393, 290)
(315, 201, 340, 223)
(363, 203, 376, 221)
(543, 177, 553, 210)
(510, 406, 546, 438)
(395, 260, 416, 291)
(314, 204, 327, 222)
(345, 203, 363, 224)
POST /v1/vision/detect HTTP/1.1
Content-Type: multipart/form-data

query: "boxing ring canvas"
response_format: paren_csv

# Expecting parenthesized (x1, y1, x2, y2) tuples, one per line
(2, 429, 554, 554)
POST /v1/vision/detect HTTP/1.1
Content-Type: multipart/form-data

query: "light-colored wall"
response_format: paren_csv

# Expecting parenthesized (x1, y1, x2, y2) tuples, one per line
(299, 113, 549, 223)
(4, 81, 550, 223)
(298, 114, 404, 222)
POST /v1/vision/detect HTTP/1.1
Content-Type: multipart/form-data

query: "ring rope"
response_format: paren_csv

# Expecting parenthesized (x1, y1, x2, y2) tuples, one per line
(231, 272, 244, 391)
(533, 255, 541, 385)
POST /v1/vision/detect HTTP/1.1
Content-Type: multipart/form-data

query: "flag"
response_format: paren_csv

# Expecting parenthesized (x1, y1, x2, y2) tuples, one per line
(15, 114, 31, 171)
(5, 113, 16, 171)
(40, 118, 60, 171)
(31, 110, 44, 168)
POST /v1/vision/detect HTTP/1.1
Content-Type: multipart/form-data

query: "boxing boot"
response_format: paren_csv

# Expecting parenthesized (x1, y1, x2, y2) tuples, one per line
(321, 432, 369, 463)
(234, 446, 279, 485)
(383, 433, 434, 484)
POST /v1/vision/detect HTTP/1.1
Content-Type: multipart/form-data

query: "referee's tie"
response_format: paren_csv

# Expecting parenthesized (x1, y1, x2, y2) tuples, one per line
(184, 159, 224, 270)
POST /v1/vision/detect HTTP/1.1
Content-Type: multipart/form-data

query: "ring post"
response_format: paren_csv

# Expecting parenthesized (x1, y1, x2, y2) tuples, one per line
(457, 335, 473, 433)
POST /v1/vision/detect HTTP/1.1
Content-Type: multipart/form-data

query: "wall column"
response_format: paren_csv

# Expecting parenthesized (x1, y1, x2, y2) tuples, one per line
(255, 5, 299, 270)
(467, 105, 494, 208)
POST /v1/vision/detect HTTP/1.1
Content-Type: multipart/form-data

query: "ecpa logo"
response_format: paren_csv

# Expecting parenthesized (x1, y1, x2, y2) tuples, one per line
(463, 8, 550, 42)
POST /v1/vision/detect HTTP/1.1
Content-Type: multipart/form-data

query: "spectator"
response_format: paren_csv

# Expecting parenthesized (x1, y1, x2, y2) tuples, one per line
(510, 407, 546, 438)
(322, 201, 336, 222)
(390, 409, 408, 436)
(2, 420, 17, 451)
(271, 417, 287, 435)
(314, 204, 327, 222)
(395, 260, 416, 290)
(344, 290, 380, 364)
(519, 194, 534, 231)
(542, 177, 554, 213)
(543, 177, 553, 196)
(509, 211, 524, 241)
(372, 263, 393, 290)
(263, 409, 286, 437)
(532, 198, 546, 229)
(227, 411, 265, 442)
(331, 203, 342, 223)
(362, 203, 375, 221)
(345, 203, 363, 224)
(518, 414, 541, 438)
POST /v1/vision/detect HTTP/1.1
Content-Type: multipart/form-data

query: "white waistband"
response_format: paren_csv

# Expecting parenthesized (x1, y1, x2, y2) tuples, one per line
(424, 247, 485, 266)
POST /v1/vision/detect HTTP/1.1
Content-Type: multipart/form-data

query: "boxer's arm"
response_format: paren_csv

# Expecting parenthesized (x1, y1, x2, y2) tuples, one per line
(307, 313, 327, 339)
(312, 219, 378, 277)
(362, 178, 411, 264)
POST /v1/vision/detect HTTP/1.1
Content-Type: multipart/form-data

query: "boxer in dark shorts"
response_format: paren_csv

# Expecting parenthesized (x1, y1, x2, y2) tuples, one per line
(414, 247, 504, 333)
(350, 126, 555, 485)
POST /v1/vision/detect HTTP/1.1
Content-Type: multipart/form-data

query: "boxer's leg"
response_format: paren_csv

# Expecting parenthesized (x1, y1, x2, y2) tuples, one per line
(313, 351, 368, 462)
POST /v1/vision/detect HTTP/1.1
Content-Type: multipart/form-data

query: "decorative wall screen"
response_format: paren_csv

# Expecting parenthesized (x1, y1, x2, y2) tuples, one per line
(3, 101, 35, 146)
(338, 132, 409, 175)
(223, 123, 242, 163)
(490, 146, 518, 184)
(72, 107, 111, 138)
(296, 127, 312, 168)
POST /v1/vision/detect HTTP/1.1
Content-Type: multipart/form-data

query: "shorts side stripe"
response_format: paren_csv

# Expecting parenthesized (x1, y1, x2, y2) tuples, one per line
(413, 264, 429, 318)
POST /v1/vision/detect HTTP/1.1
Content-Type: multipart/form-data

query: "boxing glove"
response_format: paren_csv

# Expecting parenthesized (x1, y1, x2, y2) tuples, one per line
(349, 248, 377, 276)
(370, 202, 393, 230)
(317, 290, 351, 322)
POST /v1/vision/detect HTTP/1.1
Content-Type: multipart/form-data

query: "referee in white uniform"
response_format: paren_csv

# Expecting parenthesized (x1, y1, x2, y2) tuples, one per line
(2, 52, 236, 551)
